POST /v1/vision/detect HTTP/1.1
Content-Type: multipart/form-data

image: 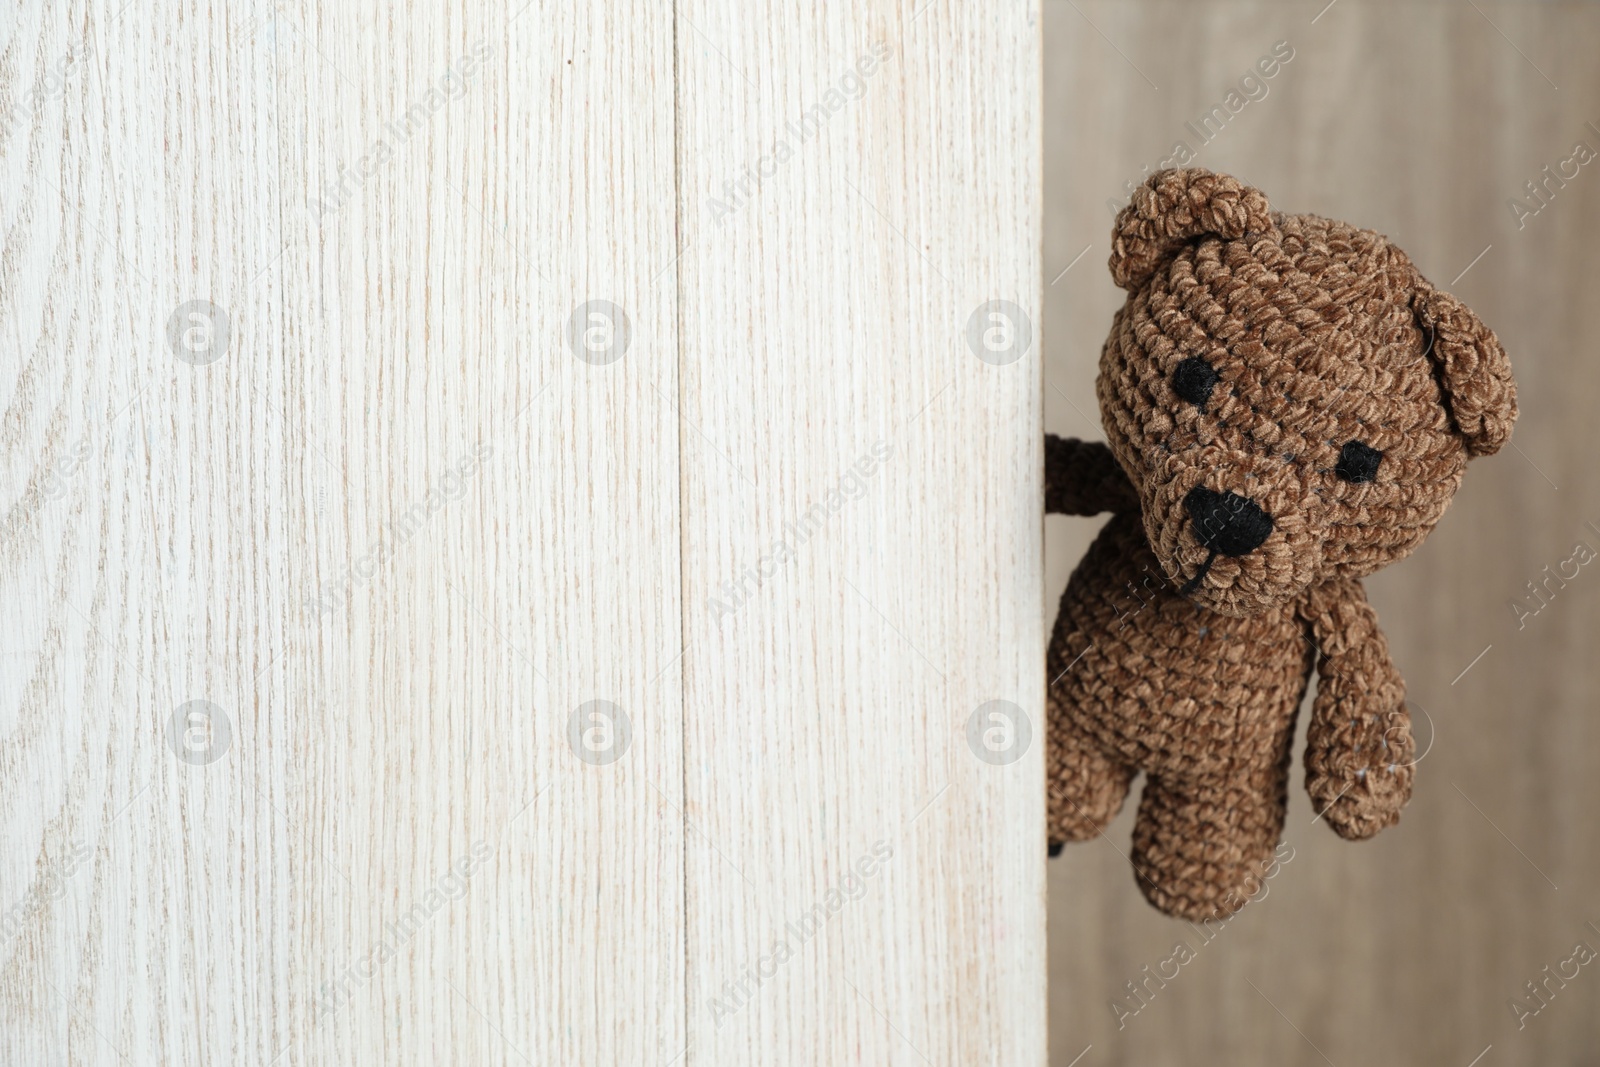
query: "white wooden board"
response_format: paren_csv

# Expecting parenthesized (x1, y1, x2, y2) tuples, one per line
(0, 2, 1042, 1063)
(677, 3, 1044, 1062)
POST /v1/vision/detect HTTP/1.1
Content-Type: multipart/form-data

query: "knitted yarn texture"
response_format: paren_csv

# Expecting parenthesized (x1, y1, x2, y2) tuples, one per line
(1047, 168, 1517, 921)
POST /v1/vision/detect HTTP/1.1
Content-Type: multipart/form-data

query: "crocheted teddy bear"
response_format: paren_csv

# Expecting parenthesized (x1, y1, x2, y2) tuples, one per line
(1046, 168, 1516, 921)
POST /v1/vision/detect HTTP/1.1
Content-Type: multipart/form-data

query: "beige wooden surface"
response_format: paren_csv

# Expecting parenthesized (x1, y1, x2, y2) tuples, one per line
(678, 3, 1043, 1061)
(1045, 2, 1600, 1063)
(0, 2, 1044, 1064)
(2, 2, 686, 1064)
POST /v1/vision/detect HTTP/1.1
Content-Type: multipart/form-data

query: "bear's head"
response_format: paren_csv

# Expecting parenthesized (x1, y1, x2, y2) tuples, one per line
(1098, 168, 1517, 618)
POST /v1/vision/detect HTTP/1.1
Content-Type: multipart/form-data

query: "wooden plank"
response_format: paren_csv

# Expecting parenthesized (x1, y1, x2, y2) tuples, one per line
(272, 2, 686, 1063)
(1045, 2, 1600, 1063)
(676, 3, 1045, 1063)
(5, 2, 1052, 1062)
(2, 2, 684, 1064)
(1, 2, 292, 1063)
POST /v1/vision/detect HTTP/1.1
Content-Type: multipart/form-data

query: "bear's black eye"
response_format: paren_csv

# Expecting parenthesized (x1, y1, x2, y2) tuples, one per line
(1172, 357, 1219, 408)
(1335, 440, 1383, 483)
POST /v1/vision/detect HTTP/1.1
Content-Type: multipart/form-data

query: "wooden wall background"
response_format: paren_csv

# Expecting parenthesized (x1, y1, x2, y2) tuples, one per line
(1045, 1, 1600, 1064)
(0, 2, 1043, 1065)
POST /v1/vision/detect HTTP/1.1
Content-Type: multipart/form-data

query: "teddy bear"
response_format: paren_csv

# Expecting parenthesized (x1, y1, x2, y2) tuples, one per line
(1045, 168, 1517, 921)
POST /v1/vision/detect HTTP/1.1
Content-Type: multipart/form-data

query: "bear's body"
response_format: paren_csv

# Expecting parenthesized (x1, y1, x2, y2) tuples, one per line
(1049, 508, 1313, 920)
(1052, 511, 1311, 783)
(1046, 169, 1516, 920)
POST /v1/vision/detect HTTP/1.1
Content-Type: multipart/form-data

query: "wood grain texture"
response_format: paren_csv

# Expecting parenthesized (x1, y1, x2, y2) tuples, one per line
(2, 1, 1044, 1064)
(2, 1, 685, 1064)
(2, 2, 294, 1063)
(1045, 2, 1600, 1063)
(676, 2, 1044, 1063)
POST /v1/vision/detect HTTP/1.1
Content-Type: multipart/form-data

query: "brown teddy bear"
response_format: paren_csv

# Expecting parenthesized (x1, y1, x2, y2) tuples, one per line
(1046, 168, 1517, 921)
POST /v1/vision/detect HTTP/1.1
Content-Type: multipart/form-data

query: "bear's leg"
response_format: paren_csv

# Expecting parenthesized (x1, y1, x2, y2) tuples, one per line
(1129, 763, 1289, 921)
(1047, 721, 1135, 851)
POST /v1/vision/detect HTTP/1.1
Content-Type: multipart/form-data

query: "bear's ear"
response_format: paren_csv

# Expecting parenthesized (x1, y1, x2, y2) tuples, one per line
(1109, 168, 1274, 290)
(1411, 280, 1517, 457)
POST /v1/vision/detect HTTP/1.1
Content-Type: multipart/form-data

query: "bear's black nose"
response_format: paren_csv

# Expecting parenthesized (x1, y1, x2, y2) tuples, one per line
(1184, 487, 1274, 556)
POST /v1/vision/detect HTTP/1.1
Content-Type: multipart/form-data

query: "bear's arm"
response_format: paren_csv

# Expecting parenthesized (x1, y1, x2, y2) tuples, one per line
(1297, 578, 1415, 841)
(1044, 434, 1138, 516)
